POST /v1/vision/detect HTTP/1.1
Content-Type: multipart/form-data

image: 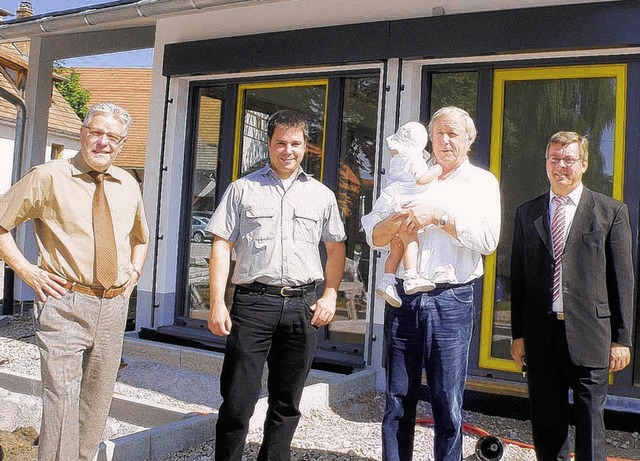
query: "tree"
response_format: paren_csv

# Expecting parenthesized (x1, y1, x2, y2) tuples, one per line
(55, 67, 91, 120)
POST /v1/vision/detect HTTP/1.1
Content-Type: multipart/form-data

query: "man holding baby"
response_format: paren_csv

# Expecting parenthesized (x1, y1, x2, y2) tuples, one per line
(362, 106, 501, 461)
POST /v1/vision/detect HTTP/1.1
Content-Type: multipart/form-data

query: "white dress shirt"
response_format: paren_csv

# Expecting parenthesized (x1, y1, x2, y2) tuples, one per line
(362, 159, 501, 284)
(549, 183, 583, 313)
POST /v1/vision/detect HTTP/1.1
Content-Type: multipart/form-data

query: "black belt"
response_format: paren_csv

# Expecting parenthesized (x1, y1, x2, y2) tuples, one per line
(237, 282, 316, 297)
(434, 282, 473, 290)
(548, 311, 565, 321)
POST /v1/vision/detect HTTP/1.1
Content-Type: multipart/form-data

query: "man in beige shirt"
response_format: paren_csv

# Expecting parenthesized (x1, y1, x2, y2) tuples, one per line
(0, 102, 149, 461)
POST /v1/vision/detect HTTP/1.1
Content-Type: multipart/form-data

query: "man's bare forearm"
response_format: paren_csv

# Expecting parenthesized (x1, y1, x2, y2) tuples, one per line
(209, 236, 233, 302)
(0, 226, 32, 278)
(130, 241, 148, 274)
(322, 241, 346, 298)
(372, 214, 403, 247)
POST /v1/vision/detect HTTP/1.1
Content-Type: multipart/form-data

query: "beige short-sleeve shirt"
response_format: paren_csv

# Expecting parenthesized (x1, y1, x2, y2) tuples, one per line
(0, 154, 149, 287)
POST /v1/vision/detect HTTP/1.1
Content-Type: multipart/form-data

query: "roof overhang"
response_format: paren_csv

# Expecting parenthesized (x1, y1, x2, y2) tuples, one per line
(0, 0, 624, 42)
(0, 0, 281, 41)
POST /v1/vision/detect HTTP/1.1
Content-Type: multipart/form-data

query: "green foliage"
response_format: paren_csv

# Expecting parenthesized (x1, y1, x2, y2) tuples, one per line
(55, 68, 91, 121)
(430, 72, 478, 120)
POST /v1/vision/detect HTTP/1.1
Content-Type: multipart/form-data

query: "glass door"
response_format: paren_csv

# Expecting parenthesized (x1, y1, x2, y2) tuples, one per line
(185, 86, 226, 321)
(233, 81, 328, 180)
(480, 64, 627, 373)
(331, 76, 379, 348)
(182, 74, 382, 366)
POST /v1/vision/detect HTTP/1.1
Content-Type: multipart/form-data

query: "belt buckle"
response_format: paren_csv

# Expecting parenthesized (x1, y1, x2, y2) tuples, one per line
(557, 312, 565, 320)
(280, 286, 302, 297)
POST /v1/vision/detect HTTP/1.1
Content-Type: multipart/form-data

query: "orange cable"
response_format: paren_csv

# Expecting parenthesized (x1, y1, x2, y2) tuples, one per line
(415, 418, 635, 461)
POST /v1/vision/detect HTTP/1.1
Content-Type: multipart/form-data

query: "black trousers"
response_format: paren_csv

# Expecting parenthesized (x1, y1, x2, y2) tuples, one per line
(215, 287, 319, 461)
(527, 319, 609, 461)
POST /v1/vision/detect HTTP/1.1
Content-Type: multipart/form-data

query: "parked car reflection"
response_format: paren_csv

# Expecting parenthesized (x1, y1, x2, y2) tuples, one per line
(191, 215, 212, 243)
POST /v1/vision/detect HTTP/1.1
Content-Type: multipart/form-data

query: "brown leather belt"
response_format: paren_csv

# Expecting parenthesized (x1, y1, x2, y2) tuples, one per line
(64, 282, 125, 299)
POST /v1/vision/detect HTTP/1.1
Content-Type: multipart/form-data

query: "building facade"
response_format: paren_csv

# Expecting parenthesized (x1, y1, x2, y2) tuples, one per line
(1, 0, 639, 410)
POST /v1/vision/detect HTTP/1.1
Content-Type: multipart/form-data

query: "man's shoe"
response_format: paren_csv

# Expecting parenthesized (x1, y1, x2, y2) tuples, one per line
(403, 277, 436, 295)
(375, 281, 402, 307)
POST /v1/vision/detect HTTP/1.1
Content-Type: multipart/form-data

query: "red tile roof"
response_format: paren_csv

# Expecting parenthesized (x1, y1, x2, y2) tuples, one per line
(75, 67, 152, 168)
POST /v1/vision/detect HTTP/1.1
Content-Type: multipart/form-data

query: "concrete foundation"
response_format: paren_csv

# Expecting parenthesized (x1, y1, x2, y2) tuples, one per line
(0, 335, 376, 460)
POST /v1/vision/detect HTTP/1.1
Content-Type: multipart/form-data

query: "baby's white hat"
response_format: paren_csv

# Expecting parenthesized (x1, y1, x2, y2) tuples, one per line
(386, 121, 428, 152)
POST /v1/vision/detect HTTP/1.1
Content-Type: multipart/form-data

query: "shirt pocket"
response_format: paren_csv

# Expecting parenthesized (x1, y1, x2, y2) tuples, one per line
(293, 208, 321, 244)
(241, 207, 276, 241)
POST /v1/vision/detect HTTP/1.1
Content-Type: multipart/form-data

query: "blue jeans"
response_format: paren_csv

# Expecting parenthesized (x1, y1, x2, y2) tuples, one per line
(381, 283, 474, 461)
(215, 286, 319, 461)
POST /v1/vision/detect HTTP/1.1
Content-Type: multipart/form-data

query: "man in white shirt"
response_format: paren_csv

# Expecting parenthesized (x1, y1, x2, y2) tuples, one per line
(362, 106, 501, 461)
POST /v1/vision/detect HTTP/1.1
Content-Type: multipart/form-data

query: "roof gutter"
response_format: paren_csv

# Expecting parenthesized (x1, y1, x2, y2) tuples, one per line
(0, 0, 291, 40)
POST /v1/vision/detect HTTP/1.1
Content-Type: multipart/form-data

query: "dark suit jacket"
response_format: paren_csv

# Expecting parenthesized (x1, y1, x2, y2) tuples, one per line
(511, 187, 634, 368)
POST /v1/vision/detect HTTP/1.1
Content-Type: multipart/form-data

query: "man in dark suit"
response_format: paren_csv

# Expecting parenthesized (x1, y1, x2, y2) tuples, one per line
(510, 131, 634, 461)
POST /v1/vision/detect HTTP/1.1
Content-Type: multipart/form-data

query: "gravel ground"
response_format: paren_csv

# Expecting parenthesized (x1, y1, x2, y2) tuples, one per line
(161, 391, 640, 461)
(2, 312, 640, 461)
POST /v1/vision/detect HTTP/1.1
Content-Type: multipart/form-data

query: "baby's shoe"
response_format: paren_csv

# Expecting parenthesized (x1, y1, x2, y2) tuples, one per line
(403, 275, 436, 295)
(375, 280, 402, 307)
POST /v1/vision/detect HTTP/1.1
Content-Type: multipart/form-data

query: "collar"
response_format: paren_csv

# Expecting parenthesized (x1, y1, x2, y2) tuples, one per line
(259, 163, 312, 182)
(439, 157, 470, 179)
(70, 153, 123, 182)
(549, 183, 583, 207)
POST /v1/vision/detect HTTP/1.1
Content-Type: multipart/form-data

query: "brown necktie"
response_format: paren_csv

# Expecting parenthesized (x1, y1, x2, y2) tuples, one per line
(89, 171, 118, 288)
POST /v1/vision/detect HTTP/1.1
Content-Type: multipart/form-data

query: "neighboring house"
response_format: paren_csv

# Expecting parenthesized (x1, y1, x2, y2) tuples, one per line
(0, 40, 82, 194)
(75, 67, 152, 183)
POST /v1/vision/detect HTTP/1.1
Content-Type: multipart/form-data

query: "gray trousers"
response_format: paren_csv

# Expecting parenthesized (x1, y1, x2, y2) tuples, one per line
(34, 291, 129, 461)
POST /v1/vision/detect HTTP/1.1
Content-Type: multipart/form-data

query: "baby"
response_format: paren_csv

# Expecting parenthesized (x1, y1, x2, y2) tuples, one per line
(374, 122, 442, 307)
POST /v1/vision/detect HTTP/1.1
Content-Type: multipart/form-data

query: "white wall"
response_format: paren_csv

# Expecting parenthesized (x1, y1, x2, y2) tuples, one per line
(0, 123, 80, 194)
(0, 136, 14, 194)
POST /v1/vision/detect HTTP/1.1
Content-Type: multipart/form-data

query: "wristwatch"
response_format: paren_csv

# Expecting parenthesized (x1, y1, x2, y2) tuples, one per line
(438, 213, 448, 228)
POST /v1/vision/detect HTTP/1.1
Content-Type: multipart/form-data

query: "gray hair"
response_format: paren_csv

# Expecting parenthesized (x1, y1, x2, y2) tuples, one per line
(427, 106, 477, 145)
(83, 102, 132, 133)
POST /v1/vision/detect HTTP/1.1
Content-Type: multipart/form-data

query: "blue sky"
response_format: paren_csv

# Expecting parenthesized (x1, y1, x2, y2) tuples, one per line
(0, 1, 154, 67)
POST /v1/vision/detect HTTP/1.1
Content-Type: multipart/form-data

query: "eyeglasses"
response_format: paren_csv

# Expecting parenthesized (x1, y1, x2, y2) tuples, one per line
(546, 156, 583, 166)
(83, 125, 127, 146)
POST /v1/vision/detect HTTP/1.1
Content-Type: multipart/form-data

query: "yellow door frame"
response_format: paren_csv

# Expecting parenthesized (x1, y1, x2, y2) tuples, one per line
(232, 80, 330, 181)
(479, 63, 627, 373)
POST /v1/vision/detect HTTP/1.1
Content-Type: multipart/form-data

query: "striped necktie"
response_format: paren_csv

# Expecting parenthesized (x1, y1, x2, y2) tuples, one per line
(551, 195, 569, 303)
(89, 171, 118, 288)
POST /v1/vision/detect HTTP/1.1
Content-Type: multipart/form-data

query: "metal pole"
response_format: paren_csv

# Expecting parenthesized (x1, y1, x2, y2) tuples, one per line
(149, 76, 172, 328)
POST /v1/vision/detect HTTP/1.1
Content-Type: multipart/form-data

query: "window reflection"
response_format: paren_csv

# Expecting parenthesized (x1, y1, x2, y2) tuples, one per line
(187, 87, 225, 320)
(492, 72, 618, 361)
(184, 77, 382, 358)
(237, 83, 327, 179)
(331, 76, 380, 346)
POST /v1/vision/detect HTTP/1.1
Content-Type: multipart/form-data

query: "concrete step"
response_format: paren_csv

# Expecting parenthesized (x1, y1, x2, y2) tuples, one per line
(0, 334, 376, 461)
